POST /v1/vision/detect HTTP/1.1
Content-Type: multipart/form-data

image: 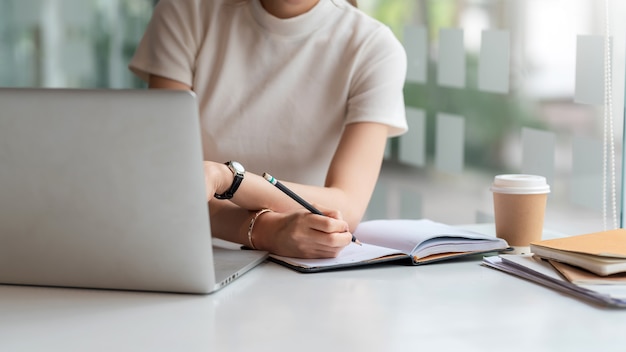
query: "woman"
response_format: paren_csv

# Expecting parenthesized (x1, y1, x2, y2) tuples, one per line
(130, 0, 407, 258)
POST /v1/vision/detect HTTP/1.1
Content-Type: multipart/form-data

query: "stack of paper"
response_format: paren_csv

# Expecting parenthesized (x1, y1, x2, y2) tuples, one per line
(483, 229, 626, 307)
(482, 255, 626, 308)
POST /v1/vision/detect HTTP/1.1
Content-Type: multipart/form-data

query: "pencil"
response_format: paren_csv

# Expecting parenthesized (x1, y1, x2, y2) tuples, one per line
(263, 172, 362, 246)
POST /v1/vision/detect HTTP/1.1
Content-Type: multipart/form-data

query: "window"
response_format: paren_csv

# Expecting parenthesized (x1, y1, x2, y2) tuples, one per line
(362, 0, 626, 235)
(0, 0, 153, 88)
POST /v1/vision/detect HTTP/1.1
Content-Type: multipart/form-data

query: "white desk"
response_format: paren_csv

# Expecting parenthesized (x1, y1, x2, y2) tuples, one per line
(2, 225, 625, 352)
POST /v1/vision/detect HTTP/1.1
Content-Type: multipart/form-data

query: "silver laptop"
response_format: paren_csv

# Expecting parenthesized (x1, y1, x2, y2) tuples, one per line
(0, 88, 267, 294)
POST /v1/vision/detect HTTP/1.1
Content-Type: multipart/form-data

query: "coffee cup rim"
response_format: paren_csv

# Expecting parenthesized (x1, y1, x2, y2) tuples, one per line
(490, 174, 550, 194)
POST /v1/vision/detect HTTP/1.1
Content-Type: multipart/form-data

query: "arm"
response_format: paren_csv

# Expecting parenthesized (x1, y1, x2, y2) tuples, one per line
(250, 122, 388, 255)
(149, 75, 355, 258)
(149, 75, 387, 215)
(204, 120, 388, 230)
(279, 121, 388, 230)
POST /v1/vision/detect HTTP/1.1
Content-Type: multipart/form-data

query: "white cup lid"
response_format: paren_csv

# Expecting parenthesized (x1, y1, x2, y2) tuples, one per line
(490, 174, 550, 194)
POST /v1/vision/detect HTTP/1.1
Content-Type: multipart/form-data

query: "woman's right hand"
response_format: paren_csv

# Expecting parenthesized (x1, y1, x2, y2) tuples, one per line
(252, 207, 353, 259)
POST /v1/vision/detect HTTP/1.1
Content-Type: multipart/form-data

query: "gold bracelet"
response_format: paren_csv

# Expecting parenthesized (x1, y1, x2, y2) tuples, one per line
(247, 208, 272, 250)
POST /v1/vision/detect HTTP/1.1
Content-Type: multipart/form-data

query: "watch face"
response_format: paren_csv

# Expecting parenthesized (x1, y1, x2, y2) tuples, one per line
(230, 161, 245, 174)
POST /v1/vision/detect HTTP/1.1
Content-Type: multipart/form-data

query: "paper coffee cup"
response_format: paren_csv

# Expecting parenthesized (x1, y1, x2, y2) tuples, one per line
(490, 175, 550, 255)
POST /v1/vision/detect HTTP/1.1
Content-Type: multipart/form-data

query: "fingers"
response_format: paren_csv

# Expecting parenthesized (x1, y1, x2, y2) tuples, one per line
(309, 213, 350, 234)
(311, 203, 344, 221)
(292, 232, 353, 259)
(294, 212, 353, 258)
(308, 230, 352, 250)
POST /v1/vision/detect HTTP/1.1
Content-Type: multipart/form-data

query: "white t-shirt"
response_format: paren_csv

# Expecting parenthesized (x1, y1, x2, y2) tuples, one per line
(130, 0, 407, 185)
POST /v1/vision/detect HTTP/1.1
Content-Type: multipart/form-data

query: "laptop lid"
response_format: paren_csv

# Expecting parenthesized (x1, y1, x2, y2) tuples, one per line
(0, 88, 267, 294)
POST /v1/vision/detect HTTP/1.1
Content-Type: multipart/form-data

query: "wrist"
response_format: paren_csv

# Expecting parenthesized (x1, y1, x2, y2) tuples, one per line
(247, 210, 277, 251)
(216, 163, 233, 196)
(206, 161, 236, 197)
(214, 161, 245, 200)
(246, 209, 272, 250)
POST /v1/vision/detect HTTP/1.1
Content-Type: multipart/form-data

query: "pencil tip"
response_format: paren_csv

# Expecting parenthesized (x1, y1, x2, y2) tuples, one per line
(354, 239, 363, 246)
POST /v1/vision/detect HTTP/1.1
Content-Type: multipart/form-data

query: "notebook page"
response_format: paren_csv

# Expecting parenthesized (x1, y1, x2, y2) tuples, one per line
(270, 242, 402, 269)
(354, 219, 498, 254)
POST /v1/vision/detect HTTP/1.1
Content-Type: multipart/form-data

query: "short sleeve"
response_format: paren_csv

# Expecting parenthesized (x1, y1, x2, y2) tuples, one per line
(346, 25, 408, 137)
(128, 0, 201, 86)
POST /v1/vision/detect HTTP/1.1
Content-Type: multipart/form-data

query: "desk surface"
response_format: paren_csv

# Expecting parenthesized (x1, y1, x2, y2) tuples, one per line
(2, 225, 625, 352)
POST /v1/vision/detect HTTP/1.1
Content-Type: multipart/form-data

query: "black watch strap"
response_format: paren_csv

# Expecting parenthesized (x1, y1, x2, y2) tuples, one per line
(214, 161, 245, 200)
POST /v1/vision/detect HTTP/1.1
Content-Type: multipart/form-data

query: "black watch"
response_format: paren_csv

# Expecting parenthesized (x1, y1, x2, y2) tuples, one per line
(214, 161, 245, 200)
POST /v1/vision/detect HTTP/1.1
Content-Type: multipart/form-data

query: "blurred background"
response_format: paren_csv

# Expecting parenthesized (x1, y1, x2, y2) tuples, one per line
(1, 0, 624, 236)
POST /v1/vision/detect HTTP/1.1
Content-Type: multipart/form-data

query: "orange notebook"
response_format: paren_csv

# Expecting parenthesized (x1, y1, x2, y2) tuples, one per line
(530, 229, 626, 276)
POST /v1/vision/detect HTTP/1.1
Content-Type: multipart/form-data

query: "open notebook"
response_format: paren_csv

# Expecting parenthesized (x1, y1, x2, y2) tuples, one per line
(270, 219, 509, 272)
